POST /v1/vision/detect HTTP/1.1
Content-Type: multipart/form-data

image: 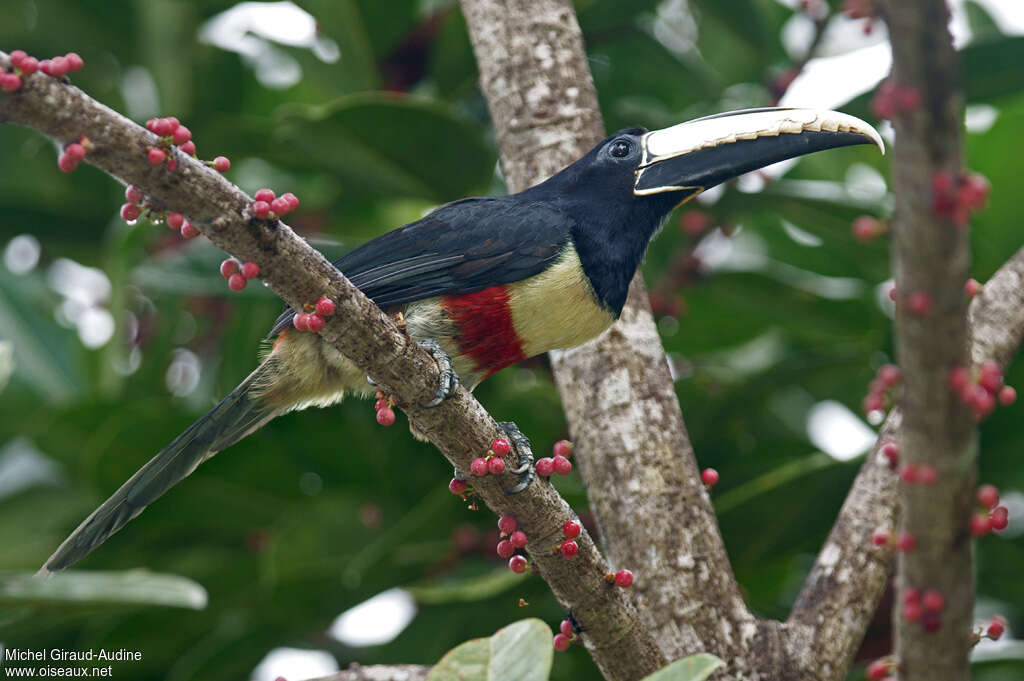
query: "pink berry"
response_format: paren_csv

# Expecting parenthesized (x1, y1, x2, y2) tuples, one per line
(535, 457, 555, 477)
(306, 314, 325, 332)
(57, 152, 78, 172)
(922, 611, 942, 633)
(553, 439, 573, 457)
(949, 367, 970, 393)
(496, 539, 515, 559)
(147, 148, 166, 165)
(212, 156, 230, 172)
(508, 555, 528, 573)
(852, 215, 882, 242)
(179, 140, 196, 156)
(166, 212, 184, 230)
(977, 484, 1000, 509)
(701, 467, 720, 487)
(120, 203, 141, 221)
(48, 56, 69, 78)
(487, 457, 506, 475)
(281, 192, 299, 210)
(292, 313, 309, 332)
(145, 118, 158, 133)
(979, 361, 1003, 393)
(124, 186, 143, 205)
(919, 464, 938, 486)
(897, 532, 916, 552)
(490, 438, 511, 457)
(497, 515, 517, 534)
(241, 261, 259, 279)
(509, 530, 527, 548)
(448, 478, 467, 495)
(970, 513, 992, 537)
(904, 587, 920, 605)
(376, 407, 396, 426)
(552, 633, 570, 652)
(878, 364, 901, 386)
(9, 51, 26, 67)
(270, 197, 291, 215)
(470, 457, 489, 477)
(64, 143, 85, 161)
(153, 118, 174, 137)
(988, 616, 1006, 640)
(614, 569, 633, 587)
(866, 659, 889, 681)
(560, 539, 579, 559)
(38, 59, 53, 76)
(922, 589, 945, 612)
(903, 600, 923, 622)
(971, 385, 996, 418)
(1, 73, 22, 92)
(998, 385, 1017, 406)
(907, 290, 933, 316)
(871, 528, 890, 546)
(228, 273, 247, 291)
(965, 278, 982, 297)
(959, 173, 990, 209)
(880, 441, 900, 468)
(563, 521, 581, 539)
(19, 56, 38, 76)
(990, 506, 1009, 531)
(172, 125, 191, 145)
(900, 462, 919, 484)
(180, 221, 199, 239)
(251, 201, 271, 218)
(254, 188, 275, 203)
(64, 52, 84, 73)
(552, 455, 572, 475)
(559, 619, 573, 637)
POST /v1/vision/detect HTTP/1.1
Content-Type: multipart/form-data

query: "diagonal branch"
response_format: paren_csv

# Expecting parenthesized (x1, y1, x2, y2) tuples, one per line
(0, 51, 663, 681)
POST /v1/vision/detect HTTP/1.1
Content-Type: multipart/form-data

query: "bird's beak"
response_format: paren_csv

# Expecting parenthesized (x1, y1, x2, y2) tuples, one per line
(634, 108, 884, 196)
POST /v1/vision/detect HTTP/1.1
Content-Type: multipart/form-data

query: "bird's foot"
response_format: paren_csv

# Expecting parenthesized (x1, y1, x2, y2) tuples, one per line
(499, 421, 535, 494)
(418, 338, 460, 408)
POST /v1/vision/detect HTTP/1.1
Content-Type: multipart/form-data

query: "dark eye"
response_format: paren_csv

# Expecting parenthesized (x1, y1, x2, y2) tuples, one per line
(609, 140, 631, 158)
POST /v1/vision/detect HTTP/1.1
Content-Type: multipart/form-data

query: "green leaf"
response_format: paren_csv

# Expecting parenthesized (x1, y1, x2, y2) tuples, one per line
(0, 570, 208, 610)
(426, 637, 490, 681)
(489, 619, 553, 681)
(639, 653, 726, 681)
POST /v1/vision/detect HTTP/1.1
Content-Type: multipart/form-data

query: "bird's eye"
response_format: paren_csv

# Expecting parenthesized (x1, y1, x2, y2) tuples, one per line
(609, 140, 631, 158)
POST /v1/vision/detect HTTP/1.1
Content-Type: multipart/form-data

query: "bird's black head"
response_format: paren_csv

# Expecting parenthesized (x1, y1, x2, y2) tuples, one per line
(526, 108, 884, 315)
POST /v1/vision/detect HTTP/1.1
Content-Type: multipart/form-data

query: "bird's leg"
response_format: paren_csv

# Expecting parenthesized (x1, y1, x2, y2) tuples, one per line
(417, 338, 460, 408)
(499, 421, 535, 494)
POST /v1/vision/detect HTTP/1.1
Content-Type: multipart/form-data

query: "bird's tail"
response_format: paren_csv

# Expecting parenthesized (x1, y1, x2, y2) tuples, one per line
(40, 361, 282, 574)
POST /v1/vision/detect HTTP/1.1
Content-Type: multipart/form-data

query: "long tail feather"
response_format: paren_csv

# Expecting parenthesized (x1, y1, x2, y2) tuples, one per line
(41, 362, 281, 573)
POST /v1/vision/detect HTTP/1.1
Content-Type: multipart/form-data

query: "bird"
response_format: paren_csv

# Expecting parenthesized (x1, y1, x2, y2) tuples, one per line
(41, 107, 882, 573)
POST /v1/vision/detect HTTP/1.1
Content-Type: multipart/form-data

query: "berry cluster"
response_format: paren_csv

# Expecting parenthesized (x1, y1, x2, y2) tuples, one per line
(932, 171, 990, 227)
(870, 79, 921, 119)
(219, 258, 260, 292)
(293, 296, 335, 334)
(553, 617, 578, 652)
(865, 656, 896, 681)
(970, 484, 1010, 537)
(470, 438, 512, 476)
(558, 520, 580, 560)
(3, 50, 83, 92)
(949, 361, 1016, 422)
(851, 215, 888, 243)
(494, 515, 531, 573)
(701, 467, 719, 488)
(120, 185, 199, 238)
(862, 363, 901, 416)
(250, 188, 299, 221)
(535, 439, 573, 478)
(902, 586, 945, 633)
(58, 139, 87, 173)
(142, 115, 230, 173)
(870, 527, 917, 553)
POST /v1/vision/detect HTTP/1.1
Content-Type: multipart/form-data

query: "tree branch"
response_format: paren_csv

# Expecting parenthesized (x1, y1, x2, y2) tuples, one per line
(0, 52, 660, 681)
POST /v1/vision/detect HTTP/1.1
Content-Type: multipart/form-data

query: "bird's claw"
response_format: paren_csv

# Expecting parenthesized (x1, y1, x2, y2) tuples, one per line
(499, 421, 535, 494)
(418, 338, 460, 408)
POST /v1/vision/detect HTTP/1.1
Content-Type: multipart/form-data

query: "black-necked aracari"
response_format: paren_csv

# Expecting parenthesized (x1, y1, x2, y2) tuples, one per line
(42, 107, 883, 573)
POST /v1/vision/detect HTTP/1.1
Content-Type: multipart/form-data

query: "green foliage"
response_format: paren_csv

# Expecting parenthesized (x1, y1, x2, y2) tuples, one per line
(1, 1, 1023, 680)
(639, 654, 724, 681)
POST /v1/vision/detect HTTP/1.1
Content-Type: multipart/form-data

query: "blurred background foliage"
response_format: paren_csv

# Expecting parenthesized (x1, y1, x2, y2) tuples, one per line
(1, 0, 1023, 679)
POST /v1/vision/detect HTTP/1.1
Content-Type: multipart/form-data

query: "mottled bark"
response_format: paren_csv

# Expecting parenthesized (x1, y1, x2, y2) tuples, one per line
(877, 3, 975, 680)
(0, 53, 659, 681)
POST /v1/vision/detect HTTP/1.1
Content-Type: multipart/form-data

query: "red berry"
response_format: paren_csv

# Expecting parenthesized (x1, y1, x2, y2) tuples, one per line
(852, 215, 882, 242)
(866, 659, 889, 681)
(306, 314, 325, 332)
(167, 157, 179, 172)
(18, 56, 38, 76)
(922, 610, 942, 633)
(907, 290, 933, 316)
(48, 56, 69, 78)
(990, 506, 1009, 531)
(166, 212, 184, 230)
(922, 589, 945, 612)
(270, 197, 291, 215)
(977, 484, 1000, 509)
(1, 73, 22, 92)
(251, 201, 271, 218)
(219, 259, 239, 278)
(38, 59, 53, 76)
(315, 297, 335, 316)
(880, 441, 900, 468)
(949, 367, 970, 393)
(374, 398, 387, 411)
(172, 125, 191, 145)
(563, 521, 581, 539)
(179, 140, 196, 156)
(509, 530, 527, 548)
(970, 513, 992, 537)
(470, 457, 489, 477)
(508, 555, 528, 573)
(57, 152, 78, 172)
(998, 385, 1017, 406)
(122, 186, 142, 207)
(897, 532, 916, 552)
(900, 462, 919, 484)
(559, 619, 573, 637)
(497, 515, 517, 534)
(614, 569, 633, 587)
(147, 148, 166, 165)
(64, 52, 84, 73)
(212, 156, 231, 172)
(552, 455, 572, 475)
(496, 539, 515, 559)
(965, 278, 982, 298)
(535, 457, 555, 477)
(376, 407, 396, 426)
(448, 478, 467, 495)
(153, 118, 174, 137)
(958, 173, 990, 209)
(292, 313, 309, 332)
(281, 192, 299, 210)
(488, 457, 506, 475)
(701, 467, 720, 486)
(228, 273, 247, 291)
(903, 600, 923, 622)
(979, 361, 1003, 393)
(970, 385, 996, 418)
(553, 439, 573, 457)
(145, 118, 158, 133)
(871, 528, 890, 547)
(919, 464, 938, 486)
(254, 188, 276, 203)
(878, 364, 901, 386)
(241, 261, 259, 279)
(120, 203, 141, 221)
(63, 143, 85, 161)
(987, 616, 1006, 640)
(180, 221, 199, 239)
(9, 50, 26, 67)
(904, 587, 920, 605)
(490, 438, 511, 457)
(552, 633, 571, 652)
(560, 539, 579, 559)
